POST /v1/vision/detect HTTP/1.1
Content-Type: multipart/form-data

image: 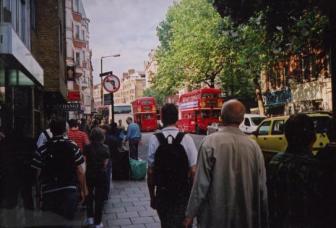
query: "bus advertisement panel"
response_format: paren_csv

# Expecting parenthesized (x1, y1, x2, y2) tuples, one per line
(177, 88, 223, 134)
(131, 97, 158, 132)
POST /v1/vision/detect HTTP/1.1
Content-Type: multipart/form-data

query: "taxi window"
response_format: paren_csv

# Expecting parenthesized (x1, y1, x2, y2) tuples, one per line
(244, 118, 251, 126)
(272, 120, 285, 135)
(258, 121, 271, 135)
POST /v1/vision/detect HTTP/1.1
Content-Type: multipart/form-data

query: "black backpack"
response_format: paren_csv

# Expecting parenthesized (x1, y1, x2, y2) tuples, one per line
(41, 140, 76, 185)
(153, 132, 190, 196)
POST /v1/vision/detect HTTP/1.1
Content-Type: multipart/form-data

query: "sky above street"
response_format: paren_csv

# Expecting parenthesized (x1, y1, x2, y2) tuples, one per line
(82, 0, 175, 84)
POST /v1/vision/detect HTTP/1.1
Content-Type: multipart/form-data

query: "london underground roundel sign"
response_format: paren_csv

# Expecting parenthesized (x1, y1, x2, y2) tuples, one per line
(103, 74, 120, 93)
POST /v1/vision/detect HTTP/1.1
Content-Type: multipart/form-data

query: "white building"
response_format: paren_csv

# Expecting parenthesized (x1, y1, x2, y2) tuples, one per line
(65, 0, 93, 118)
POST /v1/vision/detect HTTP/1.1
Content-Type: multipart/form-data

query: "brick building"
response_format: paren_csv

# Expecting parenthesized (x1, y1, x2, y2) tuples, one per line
(31, 0, 68, 123)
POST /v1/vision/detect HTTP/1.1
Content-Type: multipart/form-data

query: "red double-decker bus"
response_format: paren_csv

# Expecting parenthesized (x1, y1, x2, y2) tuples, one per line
(131, 97, 158, 132)
(177, 88, 223, 134)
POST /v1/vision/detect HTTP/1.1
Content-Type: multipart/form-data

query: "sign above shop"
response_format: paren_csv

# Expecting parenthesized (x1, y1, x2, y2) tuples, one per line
(67, 91, 80, 101)
(54, 103, 81, 112)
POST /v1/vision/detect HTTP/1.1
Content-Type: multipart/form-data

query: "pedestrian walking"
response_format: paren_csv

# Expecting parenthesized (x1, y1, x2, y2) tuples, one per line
(79, 118, 90, 135)
(0, 118, 35, 226)
(67, 119, 90, 152)
(117, 119, 126, 132)
(267, 113, 325, 228)
(83, 127, 110, 228)
(36, 121, 53, 148)
(125, 117, 141, 160)
(147, 103, 198, 228)
(31, 117, 86, 225)
(184, 99, 268, 228)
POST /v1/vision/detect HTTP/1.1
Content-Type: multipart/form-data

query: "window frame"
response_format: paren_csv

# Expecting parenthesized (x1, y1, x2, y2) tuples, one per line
(271, 119, 285, 135)
(258, 121, 271, 136)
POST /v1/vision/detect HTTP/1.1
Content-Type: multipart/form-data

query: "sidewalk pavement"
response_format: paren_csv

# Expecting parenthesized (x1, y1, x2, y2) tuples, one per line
(102, 180, 160, 228)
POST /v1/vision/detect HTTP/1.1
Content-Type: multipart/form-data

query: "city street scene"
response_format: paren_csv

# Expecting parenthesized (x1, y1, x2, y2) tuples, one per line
(1, 0, 336, 227)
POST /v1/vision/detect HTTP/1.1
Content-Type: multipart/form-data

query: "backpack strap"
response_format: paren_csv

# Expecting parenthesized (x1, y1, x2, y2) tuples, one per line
(154, 132, 167, 145)
(43, 130, 51, 141)
(173, 132, 185, 145)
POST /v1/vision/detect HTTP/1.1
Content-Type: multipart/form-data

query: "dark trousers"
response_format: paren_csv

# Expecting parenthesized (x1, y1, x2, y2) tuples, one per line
(42, 188, 79, 220)
(129, 139, 139, 160)
(105, 160, 112, 200)
(87, 174, 108, 225)
(156, 190, 191, 228)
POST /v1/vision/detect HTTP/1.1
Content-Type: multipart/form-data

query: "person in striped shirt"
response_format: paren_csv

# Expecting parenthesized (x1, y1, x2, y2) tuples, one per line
(31, 117, 86, 224)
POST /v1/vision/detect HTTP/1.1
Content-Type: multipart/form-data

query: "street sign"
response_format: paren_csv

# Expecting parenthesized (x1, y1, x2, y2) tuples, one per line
(54, 103, 81, 112)
(99, 71, 113, 77)
(103, 74, 120, 93)
(104, 93, 112, 105)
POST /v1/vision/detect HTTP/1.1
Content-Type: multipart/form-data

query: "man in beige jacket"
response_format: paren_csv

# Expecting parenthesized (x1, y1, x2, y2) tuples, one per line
(184, 99, 269, 228)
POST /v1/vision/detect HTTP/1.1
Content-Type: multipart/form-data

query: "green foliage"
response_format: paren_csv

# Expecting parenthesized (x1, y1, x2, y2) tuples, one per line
(155, 0, 227, 91)
(154, 0, 329, 101)
(143, 87, 166, 107)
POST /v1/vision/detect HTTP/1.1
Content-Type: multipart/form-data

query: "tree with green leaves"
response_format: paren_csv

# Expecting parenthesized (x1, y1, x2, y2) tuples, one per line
(155, 0, 228, 92)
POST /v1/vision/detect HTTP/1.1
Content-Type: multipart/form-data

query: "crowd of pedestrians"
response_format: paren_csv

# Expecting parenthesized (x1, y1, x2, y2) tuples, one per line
(148, 100, 336, 228)
(1, 99, 336, 228)
(0, 116, 134, 227)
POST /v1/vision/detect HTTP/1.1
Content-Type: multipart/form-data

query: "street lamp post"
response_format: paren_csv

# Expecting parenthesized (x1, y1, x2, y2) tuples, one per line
(100, 54, 120, 105)
(100, 54, 120, 123)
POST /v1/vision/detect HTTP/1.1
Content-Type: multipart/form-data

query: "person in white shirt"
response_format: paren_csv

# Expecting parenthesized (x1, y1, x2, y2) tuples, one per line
(147, 103, 198, 228)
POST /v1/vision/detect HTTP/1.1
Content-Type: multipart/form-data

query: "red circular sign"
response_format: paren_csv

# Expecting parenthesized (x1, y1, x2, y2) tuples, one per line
(103, 74, 120, 93)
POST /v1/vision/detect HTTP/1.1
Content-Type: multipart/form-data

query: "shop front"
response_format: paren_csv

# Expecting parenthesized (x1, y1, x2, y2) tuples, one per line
(0, 24, 44, 137)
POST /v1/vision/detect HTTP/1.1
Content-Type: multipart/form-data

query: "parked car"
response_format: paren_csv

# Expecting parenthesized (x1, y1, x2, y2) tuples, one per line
(207, 114, 265, 135)
(239, 114, 266, 134)
(250, 112, 331, 163)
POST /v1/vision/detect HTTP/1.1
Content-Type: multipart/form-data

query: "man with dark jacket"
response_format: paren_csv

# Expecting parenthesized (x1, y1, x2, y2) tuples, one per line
(32, 117, 86, 225)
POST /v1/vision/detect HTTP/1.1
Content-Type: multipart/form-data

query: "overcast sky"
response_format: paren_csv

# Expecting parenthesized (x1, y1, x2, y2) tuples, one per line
(82, 0, 175, 84)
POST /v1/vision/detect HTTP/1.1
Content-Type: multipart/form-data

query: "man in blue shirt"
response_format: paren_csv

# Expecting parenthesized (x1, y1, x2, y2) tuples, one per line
(126, 117, 141, 160)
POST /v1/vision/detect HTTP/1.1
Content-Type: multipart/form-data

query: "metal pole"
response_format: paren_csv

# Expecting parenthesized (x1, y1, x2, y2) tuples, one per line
(111, 92, 115, 124)
(100, 57, 103, 106)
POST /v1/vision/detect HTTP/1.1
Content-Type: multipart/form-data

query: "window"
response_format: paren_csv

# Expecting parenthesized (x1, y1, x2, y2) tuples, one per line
(30, 0, 36, 30)
(3, 0, 11, 23)
(82, 30, 85, 40)
(82, 50, 85, 62)
(114, 105, 132, 114)
(75, 25, 80, 39)
(73, 0, 79, 12)
(244, 118, 251, 126)
(272, 120, 285, 135)
(251, 117, 265, 126)
(20, 0, 26, 43)
(75, 52, 80, 65)
(258, 121, 271, 136)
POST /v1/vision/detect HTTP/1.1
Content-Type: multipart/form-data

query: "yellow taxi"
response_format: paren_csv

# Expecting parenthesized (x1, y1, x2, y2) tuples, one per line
(250, 112, 331, 162)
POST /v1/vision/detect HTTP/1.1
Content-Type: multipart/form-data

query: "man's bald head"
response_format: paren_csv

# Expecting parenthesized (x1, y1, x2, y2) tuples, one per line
(221, 99, 246, 126)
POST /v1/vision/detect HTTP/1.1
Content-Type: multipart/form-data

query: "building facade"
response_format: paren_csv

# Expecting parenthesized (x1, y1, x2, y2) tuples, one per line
(114, 69, 146, 104)
(65, 0, 92, 119)
(31, 0, 68, 124)
(261, 51, 332, 115)
(144, 49, 157, 89)
(0, 0, 44, 137)
(93, 83, 101, 112)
